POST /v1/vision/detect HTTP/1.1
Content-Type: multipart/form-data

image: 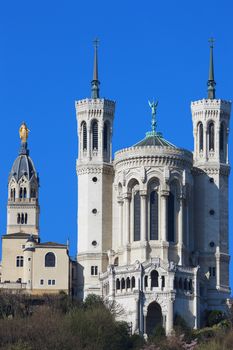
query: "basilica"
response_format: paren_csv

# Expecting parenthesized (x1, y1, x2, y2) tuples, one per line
(0, 42, 231, 335)
(76, 42, 231, 334)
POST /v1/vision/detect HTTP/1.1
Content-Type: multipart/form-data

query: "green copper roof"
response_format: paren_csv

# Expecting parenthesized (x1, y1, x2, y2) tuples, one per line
(134, 131, 177, 148)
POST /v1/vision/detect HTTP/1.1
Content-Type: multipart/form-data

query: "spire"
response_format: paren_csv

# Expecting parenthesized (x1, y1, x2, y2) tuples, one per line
(207, 38, 216, 99)
(91, 38, 100, 99)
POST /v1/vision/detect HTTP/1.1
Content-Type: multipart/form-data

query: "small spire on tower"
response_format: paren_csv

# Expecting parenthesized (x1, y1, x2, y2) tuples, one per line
(91, 38, 100, 99)
(207, 37, 216, 99)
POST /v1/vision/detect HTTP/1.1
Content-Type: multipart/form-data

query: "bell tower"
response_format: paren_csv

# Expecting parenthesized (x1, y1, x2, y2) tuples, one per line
(7, 123, 40, 236)
(76, 41, 115, 298)
(191, 40, 231, 308)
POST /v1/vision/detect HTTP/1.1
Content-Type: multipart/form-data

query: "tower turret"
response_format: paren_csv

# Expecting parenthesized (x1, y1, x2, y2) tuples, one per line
(191, 40, 231, 310)
(7, 123, 40, 235)
(76, 41, 115, 298)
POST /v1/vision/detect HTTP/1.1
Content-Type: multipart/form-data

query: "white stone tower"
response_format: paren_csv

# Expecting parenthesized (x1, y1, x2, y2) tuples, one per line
(76, 41, 115, 298)
(7, 122, 40, 236)
(191, 40, 231, 311)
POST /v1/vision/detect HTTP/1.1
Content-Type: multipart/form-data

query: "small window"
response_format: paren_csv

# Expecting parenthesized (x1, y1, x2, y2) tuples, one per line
(16, 256, 24, 267)
(92, 177, 98, 183)
(48, 279, 51, 285)
(209, 209, 215, 215)
(92, 208, 97, 214)
(52, 280, 55, 285)
(40, 279, 44, 285)
(91, 266, 98, 276)
(45, 252, 56, 267)
(212, 267, 216, 277)
(162, 276, 165, 288)
(28, 258, 31, 261)
(17, 213, 20, 224)
(22, 245, 25, 249)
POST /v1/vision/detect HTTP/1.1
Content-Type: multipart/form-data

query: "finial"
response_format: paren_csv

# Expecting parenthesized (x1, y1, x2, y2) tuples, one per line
(19, 122, 30, 143)
(207, 37, 216, 99)
(91, 38, 100, 99)
(148, 100, 158, 134)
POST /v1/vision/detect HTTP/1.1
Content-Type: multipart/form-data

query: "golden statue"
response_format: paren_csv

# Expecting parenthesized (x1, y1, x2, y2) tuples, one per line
(19, 122, 30, 143)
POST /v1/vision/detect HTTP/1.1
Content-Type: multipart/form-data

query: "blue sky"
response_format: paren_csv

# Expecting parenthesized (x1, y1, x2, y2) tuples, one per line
(0, 1, 232, 291)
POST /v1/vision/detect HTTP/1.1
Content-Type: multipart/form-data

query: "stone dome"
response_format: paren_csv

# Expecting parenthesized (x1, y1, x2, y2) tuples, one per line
(9, 143, 37, 182)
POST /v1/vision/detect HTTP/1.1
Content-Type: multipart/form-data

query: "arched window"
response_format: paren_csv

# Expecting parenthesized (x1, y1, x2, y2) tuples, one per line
(208, 122, 215, 151)
(17, 213, 20, 224)
(220, 122, 225, 152)
(134, 191, 141, 241)
(188, 279, 192, 291)
(92, 120, 98, 150)
(23, 188, 27, 198)
(21, 213, 24, 224)
(168, 192, 175, 242)
(145, 275, 148, 288)
(150, 190, 158, 240)
(16, 256, 24, 267)
(116, 279, 120, 290)
(151, 270, 159, 288)
(13, 188, 15, 200)
(131, 276, 135, 288)
(82, 122, 87, 150)
(103, 122, 108, 151)
(31, 188, 36, 198)
(25, 213, 28, 224)
(184, 278, 188, 291)
(45, 252, 56, 267)
(121, 278, 125, 290)
(126, 277, 130, 289)
(114, 257, 119, 266)
(20, 187, 23, 199)
(199, 123, 203, 151)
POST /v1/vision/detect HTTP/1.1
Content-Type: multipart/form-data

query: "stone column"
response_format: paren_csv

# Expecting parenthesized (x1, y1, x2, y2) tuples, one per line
(160, 190, 169, 242)
(99, 122, 103, 159)
(117, 197, 123, 246)
(215, 247, 220, 289)
(166, 297, 174, 335)
(193, 127, 197, 160)
(203, 125, 207, 160)
(123, 194, 131, 245)
(140, 190, 147, 242)
(226, 128, 229, 164)
(78, 130, 82, 159)
(87, 125, 91, 160)
(178, 193, 184, 265)
(215, 125, 220, 160)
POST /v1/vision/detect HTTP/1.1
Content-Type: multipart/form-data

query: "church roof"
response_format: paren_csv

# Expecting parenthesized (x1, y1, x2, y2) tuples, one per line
(9, 123, 38, 183)
(9, 151, 37, 182)
(133, 131, 177, 148)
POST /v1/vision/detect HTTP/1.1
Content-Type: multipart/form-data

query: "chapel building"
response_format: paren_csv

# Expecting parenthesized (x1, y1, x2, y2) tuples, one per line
(0, 123, 71, 294)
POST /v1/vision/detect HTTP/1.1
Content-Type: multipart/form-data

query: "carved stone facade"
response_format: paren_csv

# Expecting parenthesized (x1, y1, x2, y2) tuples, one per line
(76, 47, 231, 335)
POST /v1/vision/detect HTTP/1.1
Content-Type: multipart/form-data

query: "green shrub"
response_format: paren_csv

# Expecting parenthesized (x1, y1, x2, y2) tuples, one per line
(206, 310, 225, 327)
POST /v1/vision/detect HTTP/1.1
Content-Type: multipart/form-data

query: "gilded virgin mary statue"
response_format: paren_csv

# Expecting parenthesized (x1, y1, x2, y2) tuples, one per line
(19, 122, 29, 143)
